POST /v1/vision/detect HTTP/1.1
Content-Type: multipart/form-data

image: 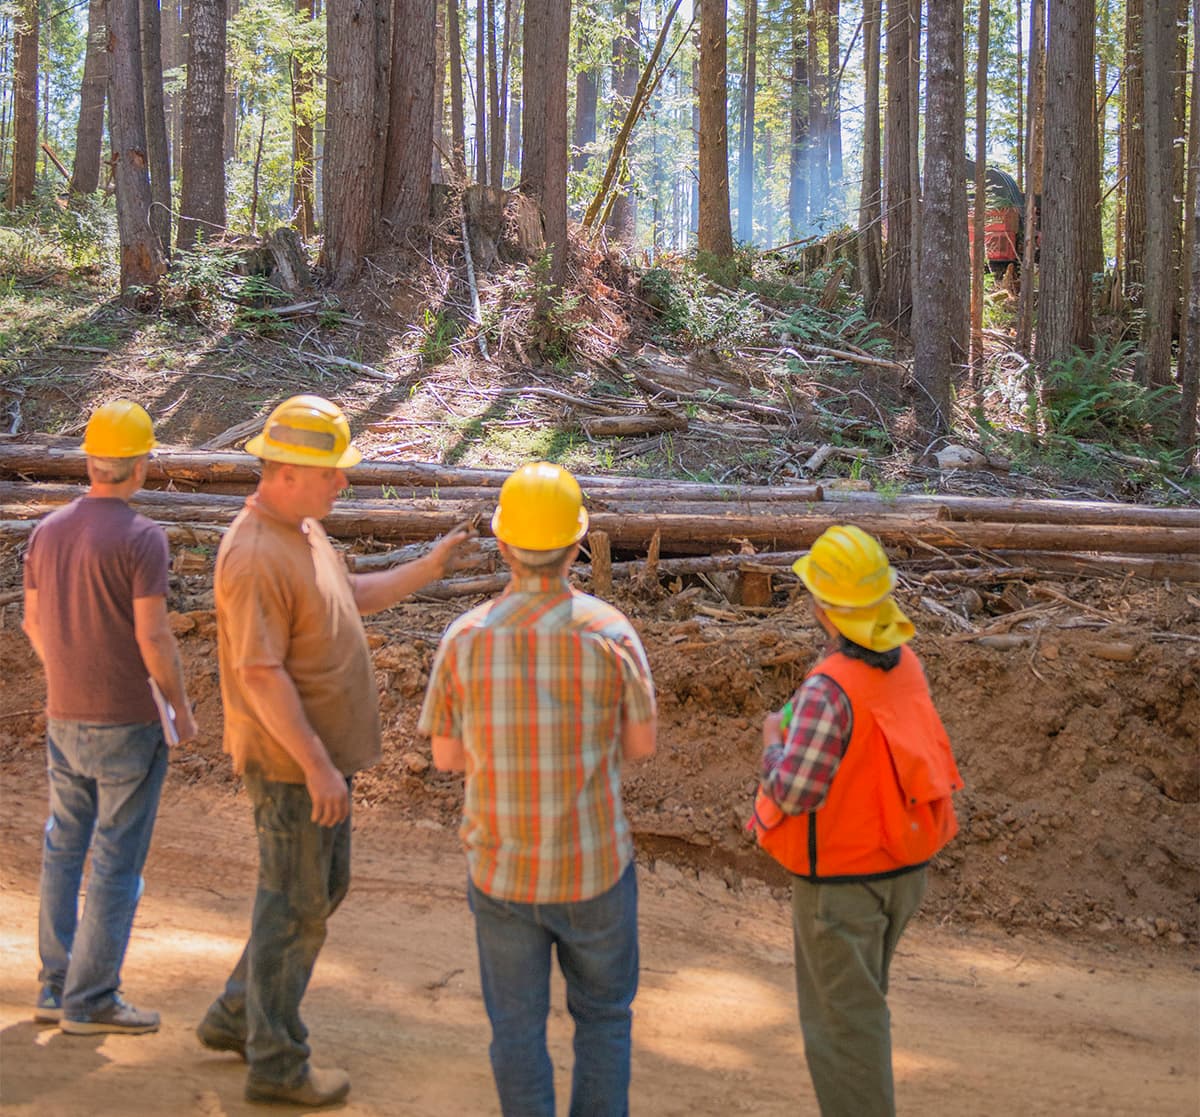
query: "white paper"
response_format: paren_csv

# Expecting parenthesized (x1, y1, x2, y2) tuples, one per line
(148, 677, 180, 747)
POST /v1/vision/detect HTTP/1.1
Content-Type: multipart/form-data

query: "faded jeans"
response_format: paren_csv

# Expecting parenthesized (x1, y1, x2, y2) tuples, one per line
(201, 772, 351, 1087)
(468, 862, 640, 1117)
(38, 719, 168, 1021)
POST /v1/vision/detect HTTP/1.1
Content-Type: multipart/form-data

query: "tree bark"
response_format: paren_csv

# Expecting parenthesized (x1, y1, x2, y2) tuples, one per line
(1016, 0, 1044, 357)
(1181, 0, 1200, 452)
(876, 0, 914, 332)
(571, 21, 597, 175)
(71, 0, 108, 195)
(788, 0, 808, 237)
(606, 0, 640, 242)
(1036, 0, 1097, 369)
(697, 0, 733, 260)
(223, 0, 238, 160)
(736, 0, 757, 244)
(521, 0, 570, 288)
(106, 0, 168, 291)
(857, 0, 881, 310)
(381, 0, 436, 237)
(177, 0, 226, 250)
(474, 0, 487, 182)
(141, 0, 171, 254)
(322, 0, 385, 283)
(291, 0, 316, 238)
(970, 0, 989, 374)
(448, 0, 466, 176)
(1123, 0, 1145, 299)
(807, 0, 827, 217)
(9, 0, 37, 208)
(826, 0, 841, 188)
(912, 0, 965, 434)
(1139, 0, 1177, 387)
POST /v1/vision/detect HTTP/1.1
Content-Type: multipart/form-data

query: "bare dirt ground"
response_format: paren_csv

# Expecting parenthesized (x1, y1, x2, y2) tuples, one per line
(1, 577, 1198, 1115)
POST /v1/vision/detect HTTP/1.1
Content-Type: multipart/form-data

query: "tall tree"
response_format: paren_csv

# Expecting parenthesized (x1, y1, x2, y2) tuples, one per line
(177, 0, 226, 250)
(475, 0, 487, 181)
(521, 0, 570, 288)
(381, 0, 436, 237)
(1181, 0, 1200, 451)
(1036, 0, 1098, 368)
(448, 0, 466, 176)
(1016, 0, 1045, 356)
(736, 0, 757, 243)
(71, 0, 108, 195)
(142, 0, 171, 254)
(697, 0, 733, 259)
(9, 0, 37, 208)
(970, 0, 990, 373)
(912, 0, 966, 433)
(1122, 0, 1145, 298)
(826, 0, 841, 186)
(291, 0, 316, 237)
(876, 0, 914, 332)
(857, 0, 882, 310)
(322, 0, 385, 282)
(788, 1, 808, 237)
(607, 0, 640, 243)
(223, 0, 238, 159)
(105, 0, 168, 290)
(1140, 0, 1177, 387)
(807, 0, 828, 216)
(571, 19, 597, 174)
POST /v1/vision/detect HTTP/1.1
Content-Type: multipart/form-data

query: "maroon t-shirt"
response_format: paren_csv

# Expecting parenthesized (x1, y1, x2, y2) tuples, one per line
(24, 496, 170, 724)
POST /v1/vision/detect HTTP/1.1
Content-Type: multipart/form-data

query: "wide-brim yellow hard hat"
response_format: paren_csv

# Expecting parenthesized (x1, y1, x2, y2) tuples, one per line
(491, 462, 589, 550)
(245, 394, 362, 469)
(81, 399, 158, 457)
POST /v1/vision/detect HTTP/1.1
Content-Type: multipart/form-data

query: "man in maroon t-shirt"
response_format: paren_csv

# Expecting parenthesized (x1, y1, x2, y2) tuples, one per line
(23, 399, 197, 1035)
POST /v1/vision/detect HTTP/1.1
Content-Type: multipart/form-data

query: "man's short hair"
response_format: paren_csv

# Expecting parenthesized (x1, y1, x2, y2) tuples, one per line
(86, 454, 145, 484)
(507, 544, 573, 569)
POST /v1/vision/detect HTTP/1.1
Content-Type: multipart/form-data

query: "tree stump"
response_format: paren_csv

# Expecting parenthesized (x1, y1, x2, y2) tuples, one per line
(463, 184, 507, 270)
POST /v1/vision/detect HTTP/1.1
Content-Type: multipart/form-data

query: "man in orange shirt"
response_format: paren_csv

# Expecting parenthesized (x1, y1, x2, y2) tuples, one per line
(196, 395, 472, 1107)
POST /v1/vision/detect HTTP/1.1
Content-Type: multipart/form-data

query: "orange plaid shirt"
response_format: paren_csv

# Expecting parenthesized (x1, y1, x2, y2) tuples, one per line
(418, 573, 656, 903)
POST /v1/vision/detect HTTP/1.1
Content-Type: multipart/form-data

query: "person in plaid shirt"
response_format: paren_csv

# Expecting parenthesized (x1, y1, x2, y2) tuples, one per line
(420, 462, 656, 1117)
(754, 524, 961, 1117)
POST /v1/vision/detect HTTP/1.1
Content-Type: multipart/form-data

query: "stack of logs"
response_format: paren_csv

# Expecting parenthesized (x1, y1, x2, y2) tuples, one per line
(1, 444, 1198, 598)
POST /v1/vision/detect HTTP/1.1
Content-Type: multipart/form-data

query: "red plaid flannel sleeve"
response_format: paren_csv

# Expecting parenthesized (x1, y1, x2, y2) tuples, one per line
(760, 674, 852, 815)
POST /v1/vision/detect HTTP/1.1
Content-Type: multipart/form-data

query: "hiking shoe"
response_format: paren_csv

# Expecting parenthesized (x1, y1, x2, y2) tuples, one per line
(196, 1015, 246, 1059)
(33, 986, 62, 1024)
(60, 995, 160, 1035)
(245, 1065, 351, 1107)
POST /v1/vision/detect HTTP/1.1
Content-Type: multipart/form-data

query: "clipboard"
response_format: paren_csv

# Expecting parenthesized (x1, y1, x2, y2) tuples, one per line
(148, 677, 180, 746)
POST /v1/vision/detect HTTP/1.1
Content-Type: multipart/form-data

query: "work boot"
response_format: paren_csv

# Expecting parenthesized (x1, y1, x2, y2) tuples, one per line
(60, 995, 160, 1035)
(245, 1065, 351, 1107)
(196, 1014, 246, 1059)
(33, 985, 62, 1024)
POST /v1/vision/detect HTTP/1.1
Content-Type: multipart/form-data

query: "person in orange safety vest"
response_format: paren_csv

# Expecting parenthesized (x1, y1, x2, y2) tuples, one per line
(751, 524, 963, 1117)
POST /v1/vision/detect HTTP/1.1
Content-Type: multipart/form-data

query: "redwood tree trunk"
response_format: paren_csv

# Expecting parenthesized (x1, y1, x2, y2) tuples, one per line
(1180, 0, 1200, 451)
(1123, 0, 1145, 299)
(857, 0, 882, 310)
(606, 0, 639, 243)
(826, 0, 841, 186)
(1016, 0, 1044, 357)
(71, 0, 108, 194)
(9, 0, 37, 208)
(177, 0, 226, 250)
(970, 0, 989, 373)
(141, 0, 171, 254)
(1139, 0, 1177, 387)
(106, 0, 168, 291)
(1036, 0, 1098, 368)
(448, 0, 466, 176)
(788, 1, 808, 237)
(381, 0, 436, 237)
(321, 0, 385, 282)
(571, 25, 597, 175)
(697, 0, 734, 260)
(912, 0, 966, 434)
(876, 0, 914, 332)
(291, 0, 316, 237)
(807, 0, 827, 217)
(736, 0, 757, 245)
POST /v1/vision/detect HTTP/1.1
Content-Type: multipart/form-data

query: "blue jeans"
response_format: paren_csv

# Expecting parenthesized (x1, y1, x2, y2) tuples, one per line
(38, 719, 168, 1020)
(468, 863, 640, 1117)
(202, 773, 351, 1087)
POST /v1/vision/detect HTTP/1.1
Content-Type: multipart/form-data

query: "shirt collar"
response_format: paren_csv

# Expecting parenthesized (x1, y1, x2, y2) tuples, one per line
(507, 572, 570, 595)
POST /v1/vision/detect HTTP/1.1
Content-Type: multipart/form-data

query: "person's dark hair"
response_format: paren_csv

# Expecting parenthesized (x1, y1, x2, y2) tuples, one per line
(837, 635, 901, 671)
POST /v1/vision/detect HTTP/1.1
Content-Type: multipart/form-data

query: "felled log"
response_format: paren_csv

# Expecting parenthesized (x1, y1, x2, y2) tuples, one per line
(581, 413, 688, 438)
(4, 481, 1197, 556)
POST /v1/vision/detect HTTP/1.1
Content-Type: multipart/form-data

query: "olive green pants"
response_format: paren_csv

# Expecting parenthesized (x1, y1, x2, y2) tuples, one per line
(791, 868, 927, 1117)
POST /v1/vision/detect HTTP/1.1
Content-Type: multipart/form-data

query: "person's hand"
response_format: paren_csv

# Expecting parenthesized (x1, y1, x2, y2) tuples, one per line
(305, 758, 350, 827)
(762, 711, 785, 749)
(426, 525, 481, 579)
(175, 704, 199, 746)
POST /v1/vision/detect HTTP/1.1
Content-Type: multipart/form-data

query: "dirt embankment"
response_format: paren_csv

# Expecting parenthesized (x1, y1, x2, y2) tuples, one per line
(1, 577, 1196, 949)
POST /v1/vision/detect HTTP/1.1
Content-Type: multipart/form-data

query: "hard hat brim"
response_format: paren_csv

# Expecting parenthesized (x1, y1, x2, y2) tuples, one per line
(245, 434, 362, 469)
(491, 505, 589, 550)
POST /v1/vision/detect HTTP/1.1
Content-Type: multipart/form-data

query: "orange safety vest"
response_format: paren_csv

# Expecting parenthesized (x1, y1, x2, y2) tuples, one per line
(752, 647, 963, 881)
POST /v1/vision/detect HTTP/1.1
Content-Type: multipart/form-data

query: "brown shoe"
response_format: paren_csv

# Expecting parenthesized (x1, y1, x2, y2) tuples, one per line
(244, 1066, 350, 1107)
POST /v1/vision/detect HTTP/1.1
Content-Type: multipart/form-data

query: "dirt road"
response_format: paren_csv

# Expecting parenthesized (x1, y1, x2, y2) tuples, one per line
(1, 764, 1196, 1117)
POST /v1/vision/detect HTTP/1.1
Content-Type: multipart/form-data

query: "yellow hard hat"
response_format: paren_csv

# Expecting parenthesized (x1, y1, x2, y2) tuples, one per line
(244, 395, 362, 469)
(793, 525, 914, 652)
(491, 462, 589, 550)
(81, 399, 158, 457)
